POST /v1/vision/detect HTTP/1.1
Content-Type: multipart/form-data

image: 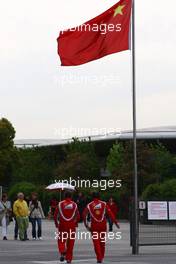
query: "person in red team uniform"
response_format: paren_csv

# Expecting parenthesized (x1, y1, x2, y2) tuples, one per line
(54, 191, 80, 263)
(107, 197, 119, 232)
(50, 198, 58, 218)
(83, 192, 120, 263)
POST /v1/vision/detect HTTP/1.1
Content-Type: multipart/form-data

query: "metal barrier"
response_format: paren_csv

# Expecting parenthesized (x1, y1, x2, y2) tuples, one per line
(138, 201, 176, 246)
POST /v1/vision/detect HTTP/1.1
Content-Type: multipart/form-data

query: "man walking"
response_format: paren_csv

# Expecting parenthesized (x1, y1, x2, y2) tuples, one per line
(54, 191, 80, 263)
(83, 192, 120, 263)
(13, 193, 29, 241)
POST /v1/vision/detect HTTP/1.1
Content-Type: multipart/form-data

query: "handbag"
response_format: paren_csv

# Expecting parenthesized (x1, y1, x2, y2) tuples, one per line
(29, 205, 37, 222)
(0, 202, 11, 225)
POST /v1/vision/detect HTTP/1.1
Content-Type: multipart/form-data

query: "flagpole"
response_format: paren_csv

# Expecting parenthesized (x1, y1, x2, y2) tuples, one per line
(131, 0, 139, 255)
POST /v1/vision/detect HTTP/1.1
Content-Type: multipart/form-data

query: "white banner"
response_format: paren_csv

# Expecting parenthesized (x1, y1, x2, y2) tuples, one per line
(148, 201, 168, 220)
(169, 202, 176, 220)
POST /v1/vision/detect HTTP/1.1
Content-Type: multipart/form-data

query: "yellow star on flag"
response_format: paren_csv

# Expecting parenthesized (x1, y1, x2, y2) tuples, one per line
(113, 5, 126, 17)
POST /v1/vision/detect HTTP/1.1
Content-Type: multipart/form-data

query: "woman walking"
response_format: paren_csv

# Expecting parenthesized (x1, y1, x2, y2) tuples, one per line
(29, 193, 45, 240)
(0, 193, 12, 240)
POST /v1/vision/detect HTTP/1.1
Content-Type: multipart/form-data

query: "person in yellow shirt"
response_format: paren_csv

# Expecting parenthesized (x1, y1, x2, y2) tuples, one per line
(13, 193, 29, 241)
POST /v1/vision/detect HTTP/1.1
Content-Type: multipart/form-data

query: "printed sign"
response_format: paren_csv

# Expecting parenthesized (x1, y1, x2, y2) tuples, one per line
(169, 202, 176, 220)
(139, 201, 146, 210)
(148, 201, 168, 220)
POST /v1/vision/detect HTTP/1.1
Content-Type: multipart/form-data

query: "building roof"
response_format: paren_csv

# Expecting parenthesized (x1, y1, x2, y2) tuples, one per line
(14, 126, 176, 148)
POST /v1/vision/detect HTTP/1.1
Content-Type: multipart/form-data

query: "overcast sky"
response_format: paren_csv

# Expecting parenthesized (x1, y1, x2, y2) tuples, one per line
(0, 0, 176, 139)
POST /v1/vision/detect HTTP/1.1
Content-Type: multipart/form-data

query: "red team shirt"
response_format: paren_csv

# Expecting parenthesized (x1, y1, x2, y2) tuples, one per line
(83, 198, 118, 231)
(54, 198, 80, 230)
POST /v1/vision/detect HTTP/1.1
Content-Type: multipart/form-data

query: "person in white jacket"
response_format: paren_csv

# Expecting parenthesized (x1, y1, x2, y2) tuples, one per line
(0, 193, 12, 240)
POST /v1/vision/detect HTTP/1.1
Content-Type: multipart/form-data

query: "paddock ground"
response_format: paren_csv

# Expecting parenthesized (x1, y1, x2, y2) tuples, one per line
(1, 221, 176, 264)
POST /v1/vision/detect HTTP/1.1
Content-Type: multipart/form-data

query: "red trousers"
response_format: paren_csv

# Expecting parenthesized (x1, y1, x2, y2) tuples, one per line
(91, 230, 106, 262)
(57, 227, 76, 262)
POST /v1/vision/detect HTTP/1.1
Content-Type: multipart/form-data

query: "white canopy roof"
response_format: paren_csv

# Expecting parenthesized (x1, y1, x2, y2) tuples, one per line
(14, 126, 176, 148)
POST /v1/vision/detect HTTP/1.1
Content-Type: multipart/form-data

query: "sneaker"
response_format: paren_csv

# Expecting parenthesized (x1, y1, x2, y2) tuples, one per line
(3, 237, 7, 240)
(60, 254, 65, 262)
(38, 237, 43, 240)
(33, 237, 36, 240)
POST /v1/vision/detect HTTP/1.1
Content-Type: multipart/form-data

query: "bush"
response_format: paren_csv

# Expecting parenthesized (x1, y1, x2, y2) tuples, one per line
(141, 183, 162, 200)
(142, 179, 176, 201)
(8, 181, 37, 200)
(160, 179, 176, 200)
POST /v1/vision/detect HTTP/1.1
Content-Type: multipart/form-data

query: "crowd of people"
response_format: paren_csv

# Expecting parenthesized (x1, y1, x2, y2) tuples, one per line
(0, 192, 45, 241)
(49, 192, 118, 231)
(0, 191, 119, 263)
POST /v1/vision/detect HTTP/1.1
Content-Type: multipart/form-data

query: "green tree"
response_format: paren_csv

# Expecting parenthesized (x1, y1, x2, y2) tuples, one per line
(8, 182, 37, 200)
(141, 183, 162, 200)
(106, 143, 124, 173)
(55, 138, 100, 181)
(0, 118, 16, 186)
(106, 141, 175, 195)
(13, 146, 62, 185)
(149, 143, 175, 182)
(142, 179, 176, 200)
(160, 179, 176, 200)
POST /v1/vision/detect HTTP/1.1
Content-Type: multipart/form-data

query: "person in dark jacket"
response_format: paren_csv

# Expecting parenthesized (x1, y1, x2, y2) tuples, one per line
(75, 192, 87, 222)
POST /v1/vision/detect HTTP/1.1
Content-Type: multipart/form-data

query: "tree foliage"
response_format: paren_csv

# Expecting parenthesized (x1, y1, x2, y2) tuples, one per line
(106, 141, 175, 194)
(55, 138, 100, 181)
(142, 179, 176, 200)
(8, 182, 37, 200)
(13, 146, 62, 185)
(0, 118, 16, 186)
(106, 143, 124, 173)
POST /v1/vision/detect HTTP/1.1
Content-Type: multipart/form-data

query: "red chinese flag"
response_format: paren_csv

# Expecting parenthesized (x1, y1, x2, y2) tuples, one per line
(57, 0, 132, 66)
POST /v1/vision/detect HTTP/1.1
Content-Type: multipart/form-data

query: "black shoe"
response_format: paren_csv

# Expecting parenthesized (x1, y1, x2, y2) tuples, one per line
(97, 261, 102, 263)
(14, 237, 18, 240)
(3, 237, 7, 240)
(20, 238, 26, 241)
(60, 254, 65, 262)
(67, 261, 71, 264)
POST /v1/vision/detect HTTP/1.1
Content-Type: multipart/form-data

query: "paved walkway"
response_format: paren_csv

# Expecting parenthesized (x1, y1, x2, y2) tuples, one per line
(0, 221, 176, 263)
